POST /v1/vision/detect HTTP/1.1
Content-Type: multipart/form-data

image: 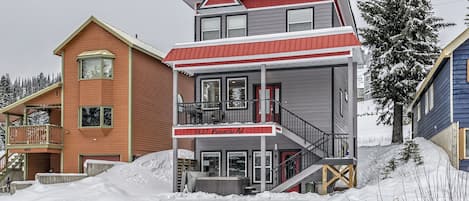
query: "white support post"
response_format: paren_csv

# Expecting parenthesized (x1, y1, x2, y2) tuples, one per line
(347, 57, 356, 158)
(172, 69, 179, 192)
(260, 64, 267, 192)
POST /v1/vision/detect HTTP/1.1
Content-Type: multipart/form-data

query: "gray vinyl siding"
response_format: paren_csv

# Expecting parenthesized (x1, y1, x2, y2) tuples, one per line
(333, 67, 349, 134)
(413, 59, 451, 139)
(195, 3, 334, 41)
(195, 67, 333, 132)
(452, 39, 469, 128)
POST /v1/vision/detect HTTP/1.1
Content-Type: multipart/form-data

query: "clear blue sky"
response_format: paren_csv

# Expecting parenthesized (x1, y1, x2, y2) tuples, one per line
(0, 0, 466, 79)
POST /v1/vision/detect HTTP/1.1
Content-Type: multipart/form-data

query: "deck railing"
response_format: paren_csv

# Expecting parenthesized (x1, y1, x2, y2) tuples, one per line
(8, 124, 63, 145)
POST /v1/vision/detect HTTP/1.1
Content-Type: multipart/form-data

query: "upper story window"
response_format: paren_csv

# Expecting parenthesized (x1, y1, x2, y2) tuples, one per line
(287, 8, 313, 32)
(78, 50, 114, 80)
(80, 106, 113, 128)
(227, 15, 247, 38)
(201, 17, 221, 41)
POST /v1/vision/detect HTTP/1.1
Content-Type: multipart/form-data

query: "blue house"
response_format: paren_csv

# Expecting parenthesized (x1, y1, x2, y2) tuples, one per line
(411, 28, 469, 171)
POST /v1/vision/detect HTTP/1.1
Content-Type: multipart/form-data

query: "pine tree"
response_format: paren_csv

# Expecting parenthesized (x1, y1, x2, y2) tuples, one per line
(358, 0, 453, 143)
(0, 74, 12, 108)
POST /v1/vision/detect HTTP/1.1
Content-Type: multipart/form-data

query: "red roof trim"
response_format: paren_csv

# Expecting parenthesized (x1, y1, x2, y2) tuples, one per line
(175, 51, 350, 68)
(333, 0, 345, 26)
(240, 0, 328, 9)
(165, 33, 359, 62)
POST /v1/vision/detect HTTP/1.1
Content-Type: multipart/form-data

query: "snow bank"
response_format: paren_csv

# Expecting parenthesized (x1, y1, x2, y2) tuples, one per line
(4, 149, 193, 201)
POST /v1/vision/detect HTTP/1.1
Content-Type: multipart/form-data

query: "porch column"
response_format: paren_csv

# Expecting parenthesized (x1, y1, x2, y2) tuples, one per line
(5, 114, 10, 147)
(260, 64, 267, 192)
(347, 57, 356, 158)
(172, 69, 179, 192)
(23, 108, 28, 125)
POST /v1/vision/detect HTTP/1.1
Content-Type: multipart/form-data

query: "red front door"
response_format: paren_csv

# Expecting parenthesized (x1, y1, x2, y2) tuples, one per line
(255, 85, 280, 122)
(280, 151, 301, 192)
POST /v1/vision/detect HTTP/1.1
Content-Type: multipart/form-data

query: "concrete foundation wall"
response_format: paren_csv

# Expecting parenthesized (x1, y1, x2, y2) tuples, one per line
(35, 173, 88, 184)
(430, 122, 460, 168)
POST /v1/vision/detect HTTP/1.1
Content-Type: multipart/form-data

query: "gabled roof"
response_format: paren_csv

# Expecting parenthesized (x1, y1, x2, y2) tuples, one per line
(411, 28, 469, 108)
(53, 16, 166, 60)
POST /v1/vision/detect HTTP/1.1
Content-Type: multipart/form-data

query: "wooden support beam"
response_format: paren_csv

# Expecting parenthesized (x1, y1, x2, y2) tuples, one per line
(322, 164, 357, 194)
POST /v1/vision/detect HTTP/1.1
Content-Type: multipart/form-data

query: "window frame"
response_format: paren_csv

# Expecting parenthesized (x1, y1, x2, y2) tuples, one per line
(424, 91, 429, 114)
(226, 77, 248, 110)
(201, 78, 222, 110)
(287, 8, 314, 32)
(226, 14, 247, 38)
(226, 151, 248, 177)
(429, 84, 434, 111)
(201, 16, 222, 41)
(78, 57, 114, 80)
(201, 151, 222, 176)
(252, 150, 273, 184)
(79, 106, 113, 128)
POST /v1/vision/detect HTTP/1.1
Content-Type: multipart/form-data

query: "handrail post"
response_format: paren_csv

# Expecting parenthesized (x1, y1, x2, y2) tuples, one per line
(46, 125, 50, 144)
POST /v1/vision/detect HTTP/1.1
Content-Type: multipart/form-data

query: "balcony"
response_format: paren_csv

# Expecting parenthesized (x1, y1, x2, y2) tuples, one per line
(7, 124, 64, 152)
(177, 100, 280, 126)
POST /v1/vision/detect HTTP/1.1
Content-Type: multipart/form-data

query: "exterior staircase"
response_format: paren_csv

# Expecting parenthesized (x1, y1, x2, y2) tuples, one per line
(0, 152, 25, 189)
(266, 101, 349, 192)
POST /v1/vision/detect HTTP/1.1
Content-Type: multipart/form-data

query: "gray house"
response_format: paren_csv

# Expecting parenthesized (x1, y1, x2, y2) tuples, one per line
(165, 0, 362, 194)
(411, 29, 469, 172)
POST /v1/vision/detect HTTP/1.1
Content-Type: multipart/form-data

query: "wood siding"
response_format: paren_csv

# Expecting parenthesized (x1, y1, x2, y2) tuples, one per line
(413, 60, 451, 139)
(61, 22, 130, 172)
(195, 67, 333, 132)
(195, 3, 334, 41)
(131, 49, 194, 157)
(453, 40, 469, 128)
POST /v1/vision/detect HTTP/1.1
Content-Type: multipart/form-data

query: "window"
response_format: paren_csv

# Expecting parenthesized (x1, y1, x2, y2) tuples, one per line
(201, 79, 221, 110)
(253, 151, 272, 183)
(339, 89, 344, 117)
(80, 106, 113, 128)
(417, 102, 421, 121)
(429, 84, 434, 111)
(79, 57, 113, 79)
(227, 15, 247, 38)
(227, 77, 247, 109)
(424, 91, 430, 114)
(201, 152, 221, 176)
(177, 94, 184, 112)
(287, 8, 313, 32)
(201, 17, 221, 40)
(227, 151, 247, 177)
(466, 130, 469, 158)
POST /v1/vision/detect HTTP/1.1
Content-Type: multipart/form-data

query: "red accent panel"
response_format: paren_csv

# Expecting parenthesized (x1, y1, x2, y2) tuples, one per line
(175, 51, 350, 68)
(240, 0, 326, 8)
(164, 33, 359, 62)
(174, 126, 273, 136)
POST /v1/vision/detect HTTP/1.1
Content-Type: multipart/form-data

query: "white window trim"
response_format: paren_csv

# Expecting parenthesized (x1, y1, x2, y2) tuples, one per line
(226, 77, 247, 109)
(226, 151, 248, 177)
(429, 84, 434, 111)
(201, 151, 221, 176)
(424, 91, 429, 114)
(226, 15, 247, 38)
(252, 151, 272, 184)
(417, 102, 421, 121)
(201, 79, 221, 110)
(201, 17, 221, 41)
(287, 8, 314, 32)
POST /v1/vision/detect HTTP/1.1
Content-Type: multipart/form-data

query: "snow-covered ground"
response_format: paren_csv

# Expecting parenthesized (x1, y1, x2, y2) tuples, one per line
(358, 100, 412, 146)
(5, 138, 468, 201)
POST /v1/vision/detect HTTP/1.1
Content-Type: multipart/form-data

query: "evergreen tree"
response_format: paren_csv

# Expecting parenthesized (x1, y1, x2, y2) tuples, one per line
(358, 0, 453, 143)
(0, 74, 12, 108)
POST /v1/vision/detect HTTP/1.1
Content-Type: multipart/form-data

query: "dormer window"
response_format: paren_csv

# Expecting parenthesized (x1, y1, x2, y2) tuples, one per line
(287, 8, 313, 32)
(227, 15, 247, 38)
(201, 17, 221, 40)
(77, 50, 115, 80)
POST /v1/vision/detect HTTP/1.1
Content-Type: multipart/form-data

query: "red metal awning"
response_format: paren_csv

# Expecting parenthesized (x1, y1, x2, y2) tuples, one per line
(164, 27, 361, 72)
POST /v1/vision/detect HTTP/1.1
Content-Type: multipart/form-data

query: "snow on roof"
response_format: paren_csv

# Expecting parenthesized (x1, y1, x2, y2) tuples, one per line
(53, 16, 166, 60)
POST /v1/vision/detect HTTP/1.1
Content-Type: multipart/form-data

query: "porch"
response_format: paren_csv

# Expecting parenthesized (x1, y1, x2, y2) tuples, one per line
(165, 27, 361, 193)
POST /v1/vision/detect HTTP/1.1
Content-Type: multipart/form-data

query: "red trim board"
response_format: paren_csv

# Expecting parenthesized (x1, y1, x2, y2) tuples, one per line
(173, 124, 279, 138)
